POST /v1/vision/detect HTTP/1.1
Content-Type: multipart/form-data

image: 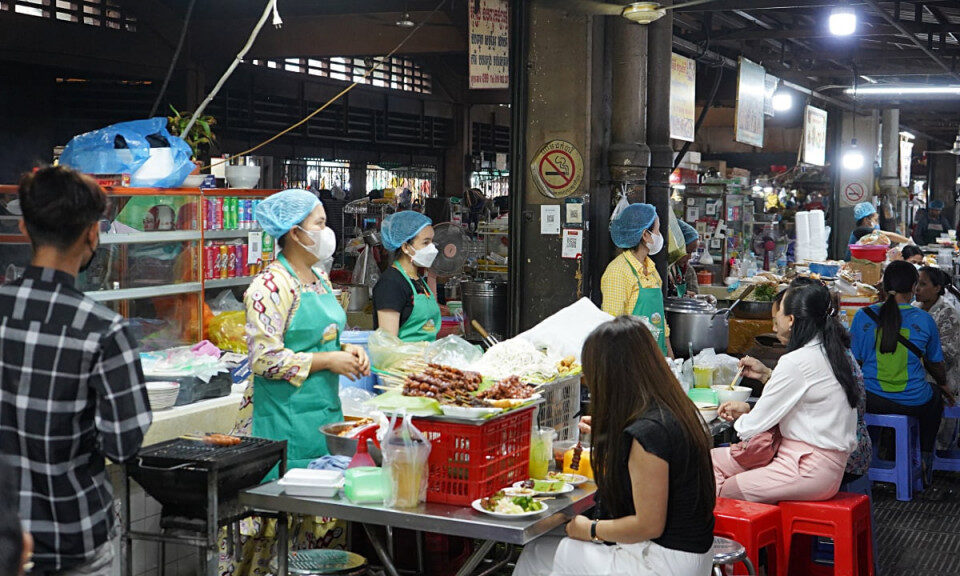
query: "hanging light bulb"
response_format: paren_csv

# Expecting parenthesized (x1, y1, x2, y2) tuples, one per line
(843, 138, 865, 170)
(950, 132, 960, 156)
(772, 89, 793, 112)
(829, 5, 857, 36)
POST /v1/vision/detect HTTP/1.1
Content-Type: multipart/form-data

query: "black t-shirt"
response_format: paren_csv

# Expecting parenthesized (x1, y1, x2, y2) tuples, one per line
(599, 405, 714, 554)
(372, 266, 429, 329)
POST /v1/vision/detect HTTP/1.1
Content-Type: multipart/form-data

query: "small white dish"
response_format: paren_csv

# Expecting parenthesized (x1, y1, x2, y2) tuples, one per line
(471, 498, 549, 518)
(545, 472, 589, 486)
(511, 481, 574, 496)
(440, 405, 503, 419)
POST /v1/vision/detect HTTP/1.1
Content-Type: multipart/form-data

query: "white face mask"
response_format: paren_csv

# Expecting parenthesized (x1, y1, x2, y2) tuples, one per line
(646, 231, 664, 256)
(296, 226, 336, 262)
(408, 243, 439, 268)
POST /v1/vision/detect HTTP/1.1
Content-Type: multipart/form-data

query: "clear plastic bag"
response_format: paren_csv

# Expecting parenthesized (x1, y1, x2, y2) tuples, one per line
(367, 329, 428, 371)
(340, 387, 377, 418)
(667, 206, 687, 266)
(382, 412, 431, 508)
(424, 335, 482, 370)
(610, 184, 630, 222)
(209, 289, 244, 313)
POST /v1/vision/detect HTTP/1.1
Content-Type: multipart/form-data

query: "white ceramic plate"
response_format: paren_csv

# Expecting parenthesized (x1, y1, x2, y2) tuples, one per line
(510, 481, 574, 496)
(545, 472, 589, 486)
(471, 498, 549, 518)
(439, 405, 503, 419)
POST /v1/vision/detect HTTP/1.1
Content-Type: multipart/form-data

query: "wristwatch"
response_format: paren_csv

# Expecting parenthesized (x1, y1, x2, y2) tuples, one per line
(590, 520, 603, 543)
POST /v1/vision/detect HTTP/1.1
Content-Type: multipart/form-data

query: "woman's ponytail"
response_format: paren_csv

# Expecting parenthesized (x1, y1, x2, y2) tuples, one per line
(879, 260, 919, 354)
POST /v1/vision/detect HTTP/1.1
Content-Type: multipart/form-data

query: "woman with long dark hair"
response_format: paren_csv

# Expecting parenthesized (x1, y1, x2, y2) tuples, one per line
(850, 261, 952, 480)
(514, 316, 715, 576)
(713, 282, 858, 503)
(916, 266, 960, 450)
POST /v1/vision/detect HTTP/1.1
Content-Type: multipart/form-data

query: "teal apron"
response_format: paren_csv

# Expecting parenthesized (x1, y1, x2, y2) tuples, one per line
(253, 253, 347, 477)
(394, 262, 442, 343)
(625, 255, 669, 356)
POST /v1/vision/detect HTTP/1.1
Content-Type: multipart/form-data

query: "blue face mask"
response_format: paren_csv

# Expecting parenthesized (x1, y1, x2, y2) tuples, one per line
(873, 223, 880, 231)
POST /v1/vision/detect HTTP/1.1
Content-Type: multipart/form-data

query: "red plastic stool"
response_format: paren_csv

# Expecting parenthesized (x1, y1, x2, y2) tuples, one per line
(780, 493, 874, 576)
(714, 498, 784, 576)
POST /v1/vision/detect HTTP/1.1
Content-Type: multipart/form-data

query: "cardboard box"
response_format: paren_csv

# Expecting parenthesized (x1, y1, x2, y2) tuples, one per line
(844, 259, 882, 286)
(700, 160, 727, 175)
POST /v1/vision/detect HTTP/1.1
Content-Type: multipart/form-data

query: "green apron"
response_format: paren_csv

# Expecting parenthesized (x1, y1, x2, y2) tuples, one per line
(394, 262, 442, 342)
(253, 253, 347, 477)
(625, 255, 669, 356)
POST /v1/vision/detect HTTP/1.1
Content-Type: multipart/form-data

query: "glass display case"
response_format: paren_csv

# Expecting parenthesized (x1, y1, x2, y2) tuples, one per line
(0, 186, 277, 350)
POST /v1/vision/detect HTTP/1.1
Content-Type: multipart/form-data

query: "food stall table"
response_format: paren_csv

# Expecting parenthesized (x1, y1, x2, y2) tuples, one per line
(240, 481, 597, 576)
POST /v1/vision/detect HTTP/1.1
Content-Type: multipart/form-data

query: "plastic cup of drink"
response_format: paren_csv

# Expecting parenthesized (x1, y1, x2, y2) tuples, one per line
(693, 366, 716, 388)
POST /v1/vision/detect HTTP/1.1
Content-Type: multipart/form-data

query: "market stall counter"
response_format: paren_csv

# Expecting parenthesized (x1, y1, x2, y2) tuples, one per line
(240, 480, 597, 576)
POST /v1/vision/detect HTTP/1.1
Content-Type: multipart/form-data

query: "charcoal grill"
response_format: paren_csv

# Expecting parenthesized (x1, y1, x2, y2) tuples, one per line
(120, 436, 286, 576)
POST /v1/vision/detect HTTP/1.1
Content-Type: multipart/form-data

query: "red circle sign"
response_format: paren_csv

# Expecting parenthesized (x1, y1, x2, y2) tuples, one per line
(843, 182, 867, 204)
(538, 150, 576, 190)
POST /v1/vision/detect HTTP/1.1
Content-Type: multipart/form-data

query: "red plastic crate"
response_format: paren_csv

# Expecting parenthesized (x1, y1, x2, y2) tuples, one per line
(412, 407, 534, 506)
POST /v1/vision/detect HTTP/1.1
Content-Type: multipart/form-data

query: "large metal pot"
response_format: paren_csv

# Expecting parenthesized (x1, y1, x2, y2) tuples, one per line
(461, 280, 508, 342)
(731, 300, 774, 320)
(665, 297, 728, 358)
(321, 420, 382, 465)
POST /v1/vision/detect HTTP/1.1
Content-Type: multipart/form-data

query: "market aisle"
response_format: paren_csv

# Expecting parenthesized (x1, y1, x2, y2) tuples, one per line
(874, 472, 960, 575)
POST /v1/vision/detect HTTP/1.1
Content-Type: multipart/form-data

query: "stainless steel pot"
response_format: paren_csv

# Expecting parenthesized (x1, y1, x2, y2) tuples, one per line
(665, 297, 728, 358)
(731, 300, 773, 320)
(320, 421, 382, 465)
(461, 280, 507, 342)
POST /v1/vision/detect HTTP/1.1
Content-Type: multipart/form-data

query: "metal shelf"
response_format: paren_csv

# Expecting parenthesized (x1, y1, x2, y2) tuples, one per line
(204, 229, 260, 240)
(205, 277, 254, 289)
(99, 231, 202, 245)
(85, 282, 202, 302)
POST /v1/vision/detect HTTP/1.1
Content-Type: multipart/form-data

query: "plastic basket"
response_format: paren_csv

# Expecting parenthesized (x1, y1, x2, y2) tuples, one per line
(535, 374, 581, 441)
(412, 407, 534, 506)
(848, 244, 889, 263)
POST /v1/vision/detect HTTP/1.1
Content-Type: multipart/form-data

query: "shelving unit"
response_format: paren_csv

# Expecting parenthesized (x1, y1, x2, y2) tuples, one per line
(0, 185, 278, 348)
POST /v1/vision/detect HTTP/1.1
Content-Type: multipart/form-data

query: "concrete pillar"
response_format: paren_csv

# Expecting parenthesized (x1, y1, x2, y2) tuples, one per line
(608, 17, 649, 179)
(443, 103, 469, 198)
(879, 109, 900, 232)
(835, 110, 879, 257)
(929, 153, 959, 229)
(645, 2, 673, 287)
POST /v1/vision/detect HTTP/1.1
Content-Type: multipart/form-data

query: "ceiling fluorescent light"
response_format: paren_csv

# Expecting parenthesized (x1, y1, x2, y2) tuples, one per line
(845, 85, 960, 96)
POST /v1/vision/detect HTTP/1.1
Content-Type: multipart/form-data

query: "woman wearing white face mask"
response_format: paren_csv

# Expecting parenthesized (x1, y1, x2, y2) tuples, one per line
(373, 210, 443, 342)
(244, 188, 370, 473)
(601, 203, 673, 356)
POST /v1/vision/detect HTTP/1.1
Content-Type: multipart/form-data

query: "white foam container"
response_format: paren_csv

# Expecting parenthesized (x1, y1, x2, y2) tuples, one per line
(277, 469, 344, 498)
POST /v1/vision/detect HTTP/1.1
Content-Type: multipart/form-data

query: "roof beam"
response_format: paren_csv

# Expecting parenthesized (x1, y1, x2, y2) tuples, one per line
(703, 22, 960, 41)
(860, 0, 960, 82)
(674, 0, 869, 11)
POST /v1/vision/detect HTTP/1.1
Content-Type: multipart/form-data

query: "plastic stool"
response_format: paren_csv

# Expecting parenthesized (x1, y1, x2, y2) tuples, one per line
(711, 536, 756, 576)
(781, 493, 874, 576)
(714, 498, 784, 576)
(269, 549, 368, 575)
(812, 476, 881, 576)
(864, 413, 923, 501)
(933, 405, 960, 472)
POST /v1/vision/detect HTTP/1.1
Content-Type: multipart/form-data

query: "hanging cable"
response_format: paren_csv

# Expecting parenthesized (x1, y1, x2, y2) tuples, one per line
(203, 0, 449, 170)
(148, 0, 196, 118)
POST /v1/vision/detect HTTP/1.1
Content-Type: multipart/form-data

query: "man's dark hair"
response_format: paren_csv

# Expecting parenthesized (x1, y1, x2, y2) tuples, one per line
(18, 166, 106, 249)
(0, 461, 23, 575)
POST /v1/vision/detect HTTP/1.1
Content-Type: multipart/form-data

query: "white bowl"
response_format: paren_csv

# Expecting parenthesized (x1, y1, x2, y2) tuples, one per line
(695, 401, 718, 423)
(711, 385, 752, 404)
(225, 165, 261, 189)
(182, 174, 206, 188)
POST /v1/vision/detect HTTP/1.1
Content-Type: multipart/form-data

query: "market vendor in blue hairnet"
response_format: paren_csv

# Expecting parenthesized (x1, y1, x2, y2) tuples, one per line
(914, 200, 953, 246)
(847, 201, 912, 259)
(668, 220, 701, 298)
(372, 210, 442, 342)
(244, 188, 370, 474)
(601, 203, 673, 356)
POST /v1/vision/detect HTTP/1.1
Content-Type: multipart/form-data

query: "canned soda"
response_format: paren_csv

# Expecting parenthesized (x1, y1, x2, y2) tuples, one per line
(251, 200, 261, 229)
(214, 197, 224, 230)
(230, 197, 239, 230)
(227, 244, 238, 278)
(262, 232, 274, 262)
(237, 242, 247, 277)
(218, 245, 229, 279)
(241, 199, 251, 229)
(204, 242, 216, 280)
(206, 198, 217, 230)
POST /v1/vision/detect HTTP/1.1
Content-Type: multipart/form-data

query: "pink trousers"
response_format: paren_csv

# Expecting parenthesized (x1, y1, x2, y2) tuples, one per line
(711, 437, 849, 504)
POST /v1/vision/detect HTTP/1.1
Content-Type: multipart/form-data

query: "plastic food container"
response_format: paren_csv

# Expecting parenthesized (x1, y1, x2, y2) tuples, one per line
(344, 467, 390, 504)
(277, 469, 343, 498)
(848, 244, 889, 263)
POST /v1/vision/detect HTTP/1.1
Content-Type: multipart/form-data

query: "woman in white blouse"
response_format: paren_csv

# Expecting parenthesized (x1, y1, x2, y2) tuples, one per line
(712, 282, 859, 503)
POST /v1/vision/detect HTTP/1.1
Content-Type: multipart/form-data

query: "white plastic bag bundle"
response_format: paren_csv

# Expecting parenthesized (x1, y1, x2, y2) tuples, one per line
(382, 412, 431, 508)
(611, 184, 631, 223)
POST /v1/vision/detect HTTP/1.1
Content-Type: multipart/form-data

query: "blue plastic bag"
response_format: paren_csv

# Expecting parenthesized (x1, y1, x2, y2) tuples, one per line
(60, 117, 194, 188)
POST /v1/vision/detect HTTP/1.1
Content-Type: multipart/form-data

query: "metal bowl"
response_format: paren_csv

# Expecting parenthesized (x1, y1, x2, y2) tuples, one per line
(732, 300, 774, 320)
(320, 420, 382, 465)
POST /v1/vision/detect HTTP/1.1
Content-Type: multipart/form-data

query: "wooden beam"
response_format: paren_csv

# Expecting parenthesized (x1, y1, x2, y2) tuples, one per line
(703, 22, 960, 42)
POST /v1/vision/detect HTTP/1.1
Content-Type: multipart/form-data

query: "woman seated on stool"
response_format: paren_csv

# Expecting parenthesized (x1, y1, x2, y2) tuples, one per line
(915, 266, 960, 450)
(514, 316, 715, 576)
(712, 282, 859, 503)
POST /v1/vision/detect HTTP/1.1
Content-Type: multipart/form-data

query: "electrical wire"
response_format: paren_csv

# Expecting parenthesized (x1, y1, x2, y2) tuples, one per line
(148, 0, 196, 118)
(202, 0, 450, 170)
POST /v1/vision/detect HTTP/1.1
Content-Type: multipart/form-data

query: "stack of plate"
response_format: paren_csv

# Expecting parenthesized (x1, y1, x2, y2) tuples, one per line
(146, 381, 180, 411)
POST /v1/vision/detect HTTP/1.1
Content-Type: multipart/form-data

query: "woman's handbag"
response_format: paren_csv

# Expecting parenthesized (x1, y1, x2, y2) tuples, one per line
(730, 426, 782, 469)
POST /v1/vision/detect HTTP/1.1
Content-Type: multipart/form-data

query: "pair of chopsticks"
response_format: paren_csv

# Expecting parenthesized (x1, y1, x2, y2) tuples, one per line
(472, 320, 500, 348)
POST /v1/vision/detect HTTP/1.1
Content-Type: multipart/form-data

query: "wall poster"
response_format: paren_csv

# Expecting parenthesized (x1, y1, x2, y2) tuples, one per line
(670, 53, 696, 142)
(802, 105, 828, 167)
(735, 57, 766, 148)
(469, 0, 509, 89)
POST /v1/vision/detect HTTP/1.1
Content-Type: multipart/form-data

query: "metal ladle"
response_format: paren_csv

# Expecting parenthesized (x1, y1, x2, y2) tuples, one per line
(712, 284, 757, 320)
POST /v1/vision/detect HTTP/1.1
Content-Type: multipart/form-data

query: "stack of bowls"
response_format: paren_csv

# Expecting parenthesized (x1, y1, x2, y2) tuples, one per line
(146, 381, 180, 411)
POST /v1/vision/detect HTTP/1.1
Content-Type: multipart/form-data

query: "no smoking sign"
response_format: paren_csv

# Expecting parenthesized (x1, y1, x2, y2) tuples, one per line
(530, 140, 584, 199)
(842, 182, 867, 206)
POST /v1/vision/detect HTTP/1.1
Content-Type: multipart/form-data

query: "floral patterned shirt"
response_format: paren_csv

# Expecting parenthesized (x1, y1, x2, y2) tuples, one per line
(845, 350, 872, 476)
(926, 297, 960, 396)
(244, 258, 333, 387)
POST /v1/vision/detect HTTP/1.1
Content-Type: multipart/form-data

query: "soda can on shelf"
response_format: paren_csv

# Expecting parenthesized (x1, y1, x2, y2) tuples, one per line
(223, 197, 232, 230)
(203, 242, 216, 280)
(243, 199, 253, 229)
(218, 244, 229, 279)
(251, 200, 261, 229)
(206, 199, 217, 230)
(214, 197, 224, 230)
(237, 242, 248, 277)
(227, 244, 238, 278)
(230, 197, 240, 230)
(262, 232, 274, 263)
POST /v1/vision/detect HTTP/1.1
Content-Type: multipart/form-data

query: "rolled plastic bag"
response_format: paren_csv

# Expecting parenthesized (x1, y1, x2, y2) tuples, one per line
(424, 335, 482, 370)
(367, 329, 428, 372)
(382, 412, 431, 508)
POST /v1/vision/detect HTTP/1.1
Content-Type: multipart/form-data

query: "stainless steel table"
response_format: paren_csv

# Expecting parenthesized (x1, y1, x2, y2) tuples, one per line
(240, 481, 596, 576)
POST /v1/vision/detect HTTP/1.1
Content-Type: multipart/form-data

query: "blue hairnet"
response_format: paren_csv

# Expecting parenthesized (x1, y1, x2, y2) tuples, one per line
(381, 211, 433, 252)
(679, 220, 699, 245)
(255, 188, 320, 238)
(930, 200, 945, 210)
(853, 202, 876, 222)
(610, 203, 657, 249)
